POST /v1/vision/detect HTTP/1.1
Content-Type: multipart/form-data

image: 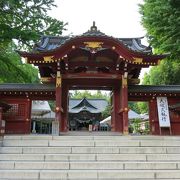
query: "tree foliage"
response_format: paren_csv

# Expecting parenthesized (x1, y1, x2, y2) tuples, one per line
(0, 0, 66, 83)
(129, 102, 148, 114)
(140, 0, 180, 85)
(142, 59, 180, 85)
(0, 0, 66, 48)
(71, 90, 110, 101)
(0, 44, 39, 83)
(140, 0, 180, 59)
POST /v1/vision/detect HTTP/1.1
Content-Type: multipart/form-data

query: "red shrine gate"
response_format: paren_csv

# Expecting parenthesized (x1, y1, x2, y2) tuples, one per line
(0, 23, 180, 135)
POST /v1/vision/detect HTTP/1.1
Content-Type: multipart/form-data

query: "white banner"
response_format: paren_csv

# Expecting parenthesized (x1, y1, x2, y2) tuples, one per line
(157, 97, 170, 127)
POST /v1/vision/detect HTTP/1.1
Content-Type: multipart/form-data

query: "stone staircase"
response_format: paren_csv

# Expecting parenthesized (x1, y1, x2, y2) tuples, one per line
(0, 135, 180, 179)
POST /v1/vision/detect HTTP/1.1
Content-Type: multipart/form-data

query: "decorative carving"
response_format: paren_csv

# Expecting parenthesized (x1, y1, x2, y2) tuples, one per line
(41, 77, 52, 82)
(43, 56, 54, 63)
(55, 106, 63, 112)
(56, 71, 62, 87)
(119, 108, 129, 113)
(122, 77, 127, 87)
(124, 107, 129, 112)
(128, 78, 140, 85)
(133, 57, 143, 63)
(55, 107, 60, 112)
(84, 42, 103, 49)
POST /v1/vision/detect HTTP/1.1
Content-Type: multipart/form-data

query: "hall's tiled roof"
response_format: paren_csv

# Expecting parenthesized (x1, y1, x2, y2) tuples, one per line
(33, 22, 152, 54)
(69, 98, 108, 114)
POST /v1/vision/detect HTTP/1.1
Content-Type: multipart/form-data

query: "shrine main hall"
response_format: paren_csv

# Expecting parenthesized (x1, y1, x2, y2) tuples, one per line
(0, 23, 179, 135)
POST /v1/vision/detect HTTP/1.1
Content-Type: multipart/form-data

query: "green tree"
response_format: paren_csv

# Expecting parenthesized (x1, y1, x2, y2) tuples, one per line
(0, 0, 66, 48)
(0, 0, 66, 83)
(140, 0, 180, 59)
(102, 104, 111, 119)
(142, 59, 180, 85)
(0, 45, 39, 83)
(71, 90, 110, 101)
(129, 102, 148, 114)
(140, 0, 180, 85)
(137, 102, 148, 114)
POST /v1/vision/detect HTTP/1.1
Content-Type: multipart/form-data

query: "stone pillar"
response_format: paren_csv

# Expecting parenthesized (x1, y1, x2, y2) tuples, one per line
(55, 71, 62, 135)
(32, 121, 36, 133)
(120, 74, 129, 135)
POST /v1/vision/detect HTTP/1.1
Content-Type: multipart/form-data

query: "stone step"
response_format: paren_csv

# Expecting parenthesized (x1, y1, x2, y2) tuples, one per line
(2, 140, 49, 147)
(2, 146, 180, 154)
(71, 146, 168, 154)
(2, 140, 141, 147)
(0, 161, 178, 170)
(96, 154, 180, 161)
(1, 169, 180, 179)
(0, 153, 145, 161)
(1, 135, 180, 180)
(4, 135, 180, 141)
(3, 139, 180, 147)
(1, 153, 180, 161)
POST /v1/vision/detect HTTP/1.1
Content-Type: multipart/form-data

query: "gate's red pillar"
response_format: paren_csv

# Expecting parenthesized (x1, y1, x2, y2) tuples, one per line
(149, 99, 159, 135)
(55, 71, 62, 134)
(26, 99, 32, 134)
(112, 87, 122, 132)
(61, 84, 68, 132)
(120, 75, 129, 135)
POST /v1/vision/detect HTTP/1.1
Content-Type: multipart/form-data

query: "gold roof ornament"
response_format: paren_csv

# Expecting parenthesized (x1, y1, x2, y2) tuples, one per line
(84, 42, 104, 49)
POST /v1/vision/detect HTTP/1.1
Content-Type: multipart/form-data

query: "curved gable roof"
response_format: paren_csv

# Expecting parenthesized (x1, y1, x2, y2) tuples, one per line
(72, 98, 97, 110)
(34, 23, 151, 54)
(69, 98, 108, 114)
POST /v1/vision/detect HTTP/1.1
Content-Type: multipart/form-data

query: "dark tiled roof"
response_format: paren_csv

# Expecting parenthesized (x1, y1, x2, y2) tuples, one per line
(128, 85, 180, 93)
(69, 98, 108, 113)
(0, 84, 179, 94)
(0, 83, 55, 91)
(34, 22, 152, 54)
(169, 103, 180, 109)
